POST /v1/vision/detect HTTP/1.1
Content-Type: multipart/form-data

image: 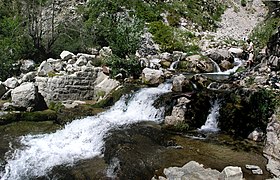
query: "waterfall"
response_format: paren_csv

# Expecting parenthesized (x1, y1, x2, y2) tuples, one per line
(198, 99, 221, 132)
(0, 83, 172, 180)
(169, 60, 179, 71)
(209, 58, 221, 72)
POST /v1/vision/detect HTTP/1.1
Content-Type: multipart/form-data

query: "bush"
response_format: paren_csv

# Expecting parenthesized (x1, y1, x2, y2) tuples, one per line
(148, 21, 200, 53)
(105, 55, 142, 78)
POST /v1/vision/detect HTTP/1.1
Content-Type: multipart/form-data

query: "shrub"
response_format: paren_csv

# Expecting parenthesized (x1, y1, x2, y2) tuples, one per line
(104, 55, 142, 79)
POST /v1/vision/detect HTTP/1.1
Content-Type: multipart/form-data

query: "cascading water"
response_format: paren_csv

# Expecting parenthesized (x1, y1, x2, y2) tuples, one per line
(0, 83, 172, 180)
(198, 99, 221, 132)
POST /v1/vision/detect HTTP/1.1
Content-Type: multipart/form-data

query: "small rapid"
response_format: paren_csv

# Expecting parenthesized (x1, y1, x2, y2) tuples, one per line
(0, 83, 172, 180)
(198, 99, 221, 132)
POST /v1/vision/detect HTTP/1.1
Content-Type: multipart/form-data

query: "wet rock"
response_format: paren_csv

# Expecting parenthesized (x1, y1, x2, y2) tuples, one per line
(20, 59, 35, 73)
(220, 60, 233, 71)
(263, 114, 280, 177)
(228, 48, 244, 57)
(4, 77, 19, 89)
(208, 49, 234, 64)
(172, 74, 193, 92)
(60, 50, 75, 60)
(179, 55, 214, 73)
(164, 106, 186, 126)
(11, 82, 47, 111)
(220, 166, 243, 180)
(142, 68, 164, 86)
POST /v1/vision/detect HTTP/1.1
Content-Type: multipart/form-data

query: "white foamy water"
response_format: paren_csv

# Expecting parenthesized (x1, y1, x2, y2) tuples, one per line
(199, 99, 221, 132)
(0, 83, 172, 180)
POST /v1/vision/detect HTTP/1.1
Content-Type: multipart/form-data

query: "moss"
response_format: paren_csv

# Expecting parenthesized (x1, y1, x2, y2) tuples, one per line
(22, 110, 57, 122)
(0, 110, 57, 125)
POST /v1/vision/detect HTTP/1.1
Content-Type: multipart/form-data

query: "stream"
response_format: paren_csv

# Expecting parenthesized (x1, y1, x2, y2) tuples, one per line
(0, 82, 271, 180)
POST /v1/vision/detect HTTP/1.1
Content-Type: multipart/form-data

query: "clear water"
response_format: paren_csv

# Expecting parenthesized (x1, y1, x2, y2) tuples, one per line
(0, 83, 172, 180)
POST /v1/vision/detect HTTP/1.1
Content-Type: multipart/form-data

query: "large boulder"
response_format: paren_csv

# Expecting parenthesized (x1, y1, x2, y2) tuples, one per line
(20, 59, 35, 73)
(142, 68, 164, 86)
(4, 77, 19, 89)
(172, 74, 193, 92)
(178, 55, 214, 73)
(11, 82, 47, 111)
(94, 74, 120, 100)
(208, 49, 234, 64)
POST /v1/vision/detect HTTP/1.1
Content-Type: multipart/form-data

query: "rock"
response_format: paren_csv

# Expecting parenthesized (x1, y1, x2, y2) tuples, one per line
(94, 75, 120, 100)
(60, 50, 75, 60)
(179, 55, 214, 73)
(77, 53, 96, 61)
(219, 60, 233, 71)
(11, 82, 47, 111)
(268, 55, 280, 71)
(191, 74, 209, 89)
(68, 58, 76, 64)
(75, 56, 88, 66)
(245, 165, 263, 175)
(172, 74, 193, 92)
(219, 166, 243, 180)
(164, 106, 186, 126)
(208, 49, 234, 64)
(4, 77, 19, 89)
(0, 82, 6, 98)
(99, 47, 112, 57)
(160, 52, 172, 61)
(247, 128, 264, 141)
(37, 61, 54, 77)
(142, 68, 164, 86)
(162, 161, 221, 180)
(1, 102, 15, 111)
(228, 48, 244, 57)
(21, 72, 37, 83)
(1, 89, 12, 100)
(20, 59, 35, 73)
(102, 65, 110, 75)
(263, 114, 280, 177)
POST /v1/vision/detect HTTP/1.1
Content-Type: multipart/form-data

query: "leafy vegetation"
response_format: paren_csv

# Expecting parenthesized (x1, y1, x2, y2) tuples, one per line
(104, 55, 142, 78)
(250, 17, 280, 49)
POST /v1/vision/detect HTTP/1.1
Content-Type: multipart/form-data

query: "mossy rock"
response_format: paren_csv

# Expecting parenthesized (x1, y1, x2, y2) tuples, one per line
(160, 60, 171, 69)
(0, 110, 57, 125)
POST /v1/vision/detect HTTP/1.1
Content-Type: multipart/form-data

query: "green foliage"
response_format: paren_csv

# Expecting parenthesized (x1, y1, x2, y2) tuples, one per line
(48, 101, 65, 112)
(148, 21, 199, 53)
(250, 17, 280, 49)
(241, 0, 247, 7)
(104, 55, 142, 78)
(85, 0, 145, 58)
